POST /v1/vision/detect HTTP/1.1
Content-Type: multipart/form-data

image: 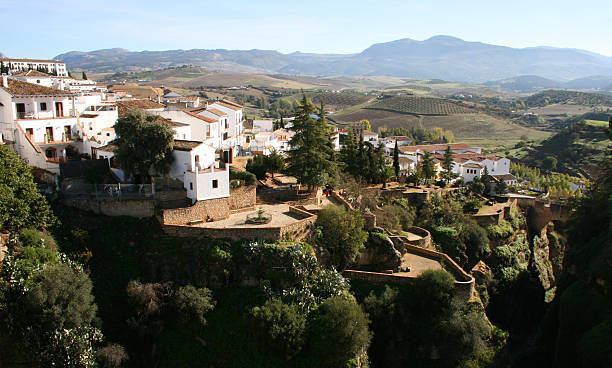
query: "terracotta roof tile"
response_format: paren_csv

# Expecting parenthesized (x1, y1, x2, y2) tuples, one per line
(173, 139, 203, 151)
(13, 70, 53, 77)
(205, 107, 227, 117)
(183, 109, 217, 123)
(1, 78, 74, 96)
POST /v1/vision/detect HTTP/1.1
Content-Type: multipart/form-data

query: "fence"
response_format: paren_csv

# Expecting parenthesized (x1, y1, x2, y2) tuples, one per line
(61, 182, 154, 200)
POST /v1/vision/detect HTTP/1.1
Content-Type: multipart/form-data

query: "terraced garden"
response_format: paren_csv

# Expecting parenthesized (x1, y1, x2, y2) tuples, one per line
(365, 96, 474, 115)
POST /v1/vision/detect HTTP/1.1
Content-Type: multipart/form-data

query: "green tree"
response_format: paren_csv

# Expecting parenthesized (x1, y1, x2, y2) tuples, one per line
(316, 205, 368, 270)
(420, 151, 436, 181)
(0, 145, 55, 232)
(285, 94, 336, 190)
(82, 71, 87, 80)
(265, 149, 285, 178)
(442, 145, 455, 183)
(0, 235, 101, 367)
(393, 140, 400, 178)
(307, 296, 371, 367)
(251, 298, 307, 360)
(339, 129, 359, 178)
(542, 155, 558, 171)
(114, 109, 175, 182)
(171, 285, 215, 325)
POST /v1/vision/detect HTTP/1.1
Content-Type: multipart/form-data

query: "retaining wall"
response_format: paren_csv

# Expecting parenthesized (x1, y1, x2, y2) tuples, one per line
(344, 241, 475, 300)
(62, 198, 155, 217)
(161, 206, 316, 242)
(162, 185, 256, 225)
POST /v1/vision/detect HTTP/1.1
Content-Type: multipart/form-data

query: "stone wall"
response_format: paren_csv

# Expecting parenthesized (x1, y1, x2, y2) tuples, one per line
(406, 226, 433, 249)
(162, 185, 256, 225)
(161, 206, 316, 242)
(62, 198, 155, 217)
(344, 241, 475, 300)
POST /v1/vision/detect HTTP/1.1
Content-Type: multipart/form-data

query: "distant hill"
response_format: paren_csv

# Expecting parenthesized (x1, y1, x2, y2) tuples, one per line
(484, 75, 561, 93)
(55, 35, 612, 83)
(522, 90, 612, 107)
(487, 75, 612, 93)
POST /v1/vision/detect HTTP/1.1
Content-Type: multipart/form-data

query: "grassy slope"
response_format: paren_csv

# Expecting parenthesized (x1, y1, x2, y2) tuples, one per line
(333, 107, 551, 149)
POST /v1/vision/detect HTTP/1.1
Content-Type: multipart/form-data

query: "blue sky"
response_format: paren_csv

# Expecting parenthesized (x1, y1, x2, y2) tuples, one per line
(2, 0, 611, 58)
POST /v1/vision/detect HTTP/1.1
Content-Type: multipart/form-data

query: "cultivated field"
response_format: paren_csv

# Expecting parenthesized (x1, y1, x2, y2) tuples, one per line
(366, 96, 474, 115)
(526, 104, 600, 116)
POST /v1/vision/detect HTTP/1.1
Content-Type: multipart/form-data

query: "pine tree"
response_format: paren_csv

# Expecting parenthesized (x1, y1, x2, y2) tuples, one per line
(82, 71, 87, 80)
(442, 145, 455, 183)
(285, 93, 337, 190)
(420, 151, 435, 181)
(340, 129, 358, 177)
(393, 140, 400, 178)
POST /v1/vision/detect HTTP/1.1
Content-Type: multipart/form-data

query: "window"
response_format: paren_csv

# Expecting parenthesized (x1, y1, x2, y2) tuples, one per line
(36, 80, 41, 84)
(212, 179, 218, 189)
(189, 182, 193, 190)
(40, 102, 47, 111)
(223, 132, 228, 140)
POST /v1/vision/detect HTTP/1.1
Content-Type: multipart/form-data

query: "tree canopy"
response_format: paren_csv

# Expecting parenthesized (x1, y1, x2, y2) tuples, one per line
(0, 145, 55, 232)
(316, 205, 368, 270)
(285, 95, 336, 190)
(114, 109, 175, 182)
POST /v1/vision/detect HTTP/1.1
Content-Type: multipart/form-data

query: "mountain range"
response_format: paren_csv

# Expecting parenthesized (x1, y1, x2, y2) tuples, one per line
(54, 36, 612, 84)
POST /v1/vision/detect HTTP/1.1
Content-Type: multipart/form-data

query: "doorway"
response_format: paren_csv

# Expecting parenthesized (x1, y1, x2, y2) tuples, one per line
(55, 102, 63, 117)
(16, 103, 25, 119)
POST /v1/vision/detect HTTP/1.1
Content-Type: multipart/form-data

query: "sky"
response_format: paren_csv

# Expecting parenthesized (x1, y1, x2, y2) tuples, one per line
(2, 0, 612, 59)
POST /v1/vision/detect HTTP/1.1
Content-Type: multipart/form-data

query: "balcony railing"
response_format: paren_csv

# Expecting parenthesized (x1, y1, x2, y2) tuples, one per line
(45, 156, 68, 164)
(16, 110, 78, 120)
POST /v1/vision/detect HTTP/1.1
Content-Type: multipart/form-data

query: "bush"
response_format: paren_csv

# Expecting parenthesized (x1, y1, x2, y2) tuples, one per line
(251, 298, 307, 360)
(19, 228, 58, 250)
(229, 169, 257, 186)
(316, 205, 368, 270)
(463, 198, 483, 214)
(307, 296, 371, 367)
(486, 221, 514, 241)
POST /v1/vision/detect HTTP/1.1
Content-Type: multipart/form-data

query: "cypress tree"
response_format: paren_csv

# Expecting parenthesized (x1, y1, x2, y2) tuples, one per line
(393, 140, 400, 178)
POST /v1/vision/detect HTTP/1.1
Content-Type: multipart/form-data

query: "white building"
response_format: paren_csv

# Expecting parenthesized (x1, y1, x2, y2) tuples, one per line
(173, 140, 229, 202)
(1, 58, 68, 77)
(0, 76, 84, 173)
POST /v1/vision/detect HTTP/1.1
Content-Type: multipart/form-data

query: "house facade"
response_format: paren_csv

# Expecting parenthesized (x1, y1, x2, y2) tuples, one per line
(1, 58, 68, 77)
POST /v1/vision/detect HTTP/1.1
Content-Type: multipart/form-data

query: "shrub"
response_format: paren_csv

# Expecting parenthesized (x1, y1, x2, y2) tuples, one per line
(251, 298, 307, 360)
(229, 169, 257, 186)
(316, 205, 368, 270)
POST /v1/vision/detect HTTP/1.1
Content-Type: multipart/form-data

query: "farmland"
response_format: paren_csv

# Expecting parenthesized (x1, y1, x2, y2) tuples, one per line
(365, 96, 475, 115)
(307, 92, 373, 109)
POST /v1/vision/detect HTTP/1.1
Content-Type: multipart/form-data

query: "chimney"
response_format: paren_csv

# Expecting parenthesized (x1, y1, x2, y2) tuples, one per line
(2, 75, 7, 87)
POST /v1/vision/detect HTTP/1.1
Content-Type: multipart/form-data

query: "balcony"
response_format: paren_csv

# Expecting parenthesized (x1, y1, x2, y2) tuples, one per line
(45, 156, 68, 164)
(16, 111, 78, 120)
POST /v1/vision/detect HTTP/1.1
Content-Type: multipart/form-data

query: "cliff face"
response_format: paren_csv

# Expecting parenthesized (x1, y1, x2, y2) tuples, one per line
(531, 224, 565, 292)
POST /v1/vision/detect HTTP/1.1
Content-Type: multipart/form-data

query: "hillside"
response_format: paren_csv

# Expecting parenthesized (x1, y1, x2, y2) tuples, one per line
(520, 120, 611, 178)
(523, 90, 612, 107)
(365, 96, 475, 115)
(56, 35, 612, 83)
(484, 75, 561, 93)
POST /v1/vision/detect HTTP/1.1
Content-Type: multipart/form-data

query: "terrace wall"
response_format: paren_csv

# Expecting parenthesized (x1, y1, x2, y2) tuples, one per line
(162, 185, 256, 225)
(62, 198, 155, 217)
(161, 206, 316, 242)
(344, 241, 475, 300)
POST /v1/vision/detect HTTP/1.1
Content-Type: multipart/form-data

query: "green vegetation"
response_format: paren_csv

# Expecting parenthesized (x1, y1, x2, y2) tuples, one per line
(245, 150, 285, 179)
(285, 95, 337, 190)
(511, 162, 585, 196)
(0, 145, 55, 232)
(367, 95, 474, 115)
(316, 205, 368, 270)
(229, 168, 257, 186)
(358, 270, 495, 368)
(0, 231, 101, 367)
(522, 89, 612, 107)
(381, 125, 455, 144)
(114, 109, 176, 182)
(339, 129, 390, 184)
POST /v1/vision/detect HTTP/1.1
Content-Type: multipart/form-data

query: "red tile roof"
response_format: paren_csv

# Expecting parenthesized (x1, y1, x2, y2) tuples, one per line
(183, 109, 217, 123)
(13, 70, 53, 77)
(206, 107, 227, 117)
(1, 78, 73, 96)
(117, 99, 165, 116)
